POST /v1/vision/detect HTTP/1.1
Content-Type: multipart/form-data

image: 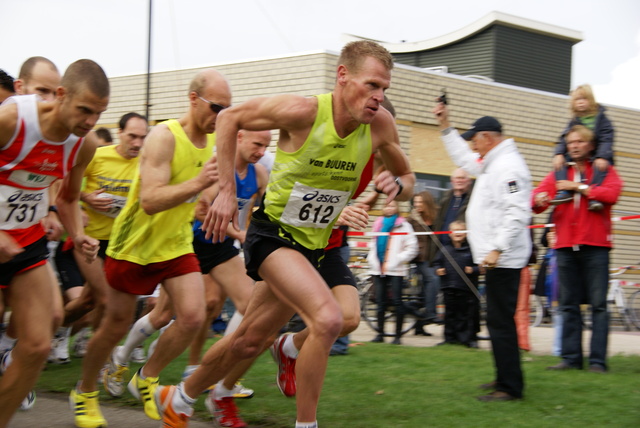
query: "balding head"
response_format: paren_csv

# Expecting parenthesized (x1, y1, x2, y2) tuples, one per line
(189, 69, 231, 99)
(15, 56, 60, 101)
(188, 69, 232, 134)
(451, 167, 471, 195)
(237, 129, 271, 165)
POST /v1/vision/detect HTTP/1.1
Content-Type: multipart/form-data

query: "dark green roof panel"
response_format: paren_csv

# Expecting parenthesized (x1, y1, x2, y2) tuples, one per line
(392, 29, 495, 79)
(390, 24, 574, 94)
(493, 26, 573, 94)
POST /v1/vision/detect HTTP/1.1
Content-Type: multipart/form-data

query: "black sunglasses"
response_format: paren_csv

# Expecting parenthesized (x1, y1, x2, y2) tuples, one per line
(197, 94, 229, 114)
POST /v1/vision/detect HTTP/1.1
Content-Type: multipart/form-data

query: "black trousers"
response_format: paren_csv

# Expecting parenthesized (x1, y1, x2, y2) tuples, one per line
(442, 288, 475, 345)
(485, 268, 524, 398)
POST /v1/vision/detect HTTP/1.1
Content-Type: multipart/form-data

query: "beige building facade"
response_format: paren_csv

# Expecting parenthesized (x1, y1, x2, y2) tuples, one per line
(97, 50, 640, 272)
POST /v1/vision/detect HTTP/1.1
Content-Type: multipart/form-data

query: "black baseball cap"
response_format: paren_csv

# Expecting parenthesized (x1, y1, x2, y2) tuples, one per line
(460, 116, 502, 140)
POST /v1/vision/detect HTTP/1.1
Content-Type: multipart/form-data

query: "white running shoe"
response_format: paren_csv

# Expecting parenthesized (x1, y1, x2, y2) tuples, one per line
(48, 336, 70, 365)
(131, 345, 147, 363)
(0, 350, 10, 375)
(72, 328, 91, 358)
(20, 390, 36, 411)
(102, 349, 129, 397)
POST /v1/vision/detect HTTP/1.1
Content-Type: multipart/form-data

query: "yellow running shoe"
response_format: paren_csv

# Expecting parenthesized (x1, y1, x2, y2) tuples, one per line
(69, 389, 107, 428)
(127, 368, 160, 420)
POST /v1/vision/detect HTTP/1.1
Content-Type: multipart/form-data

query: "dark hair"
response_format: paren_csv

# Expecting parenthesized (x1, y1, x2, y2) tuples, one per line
(0, 69, 14, 92)
(412, 190, 438, 223)
(18, 56, 58, 80)
(94, 127, 113, 142)
(61, 59, 109, 98)
(119, 112, 147, 130)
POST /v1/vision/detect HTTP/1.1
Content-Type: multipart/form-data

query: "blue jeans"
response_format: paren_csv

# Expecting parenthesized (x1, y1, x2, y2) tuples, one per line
(331, 245, 351, 355)
(416, 261, 440, 321)
(556, 246, 610, 369)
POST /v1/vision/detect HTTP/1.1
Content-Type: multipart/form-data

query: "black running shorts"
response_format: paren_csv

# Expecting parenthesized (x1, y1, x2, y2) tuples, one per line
(0, 236, 49, 287)
(318, 247, 357, 289)
(193, 237, 239, 274)
(243, 207, 324, 282)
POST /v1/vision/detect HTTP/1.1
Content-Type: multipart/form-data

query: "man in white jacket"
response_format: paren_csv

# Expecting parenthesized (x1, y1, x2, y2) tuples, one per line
(433, 103, 531, 402)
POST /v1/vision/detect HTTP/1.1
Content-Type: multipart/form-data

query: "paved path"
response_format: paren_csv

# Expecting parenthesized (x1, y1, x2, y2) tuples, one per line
(8, 322, 639, 427)
(7, 391, 213, 428)
(349, 320, 640, 356)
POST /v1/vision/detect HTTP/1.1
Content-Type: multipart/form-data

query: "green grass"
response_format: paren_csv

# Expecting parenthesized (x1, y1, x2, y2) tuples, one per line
(39, 336, 640, 427)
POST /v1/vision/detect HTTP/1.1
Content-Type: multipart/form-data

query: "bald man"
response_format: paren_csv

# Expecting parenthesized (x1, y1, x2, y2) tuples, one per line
(14, 56, 60, 102)
(70, 68, 230, 428)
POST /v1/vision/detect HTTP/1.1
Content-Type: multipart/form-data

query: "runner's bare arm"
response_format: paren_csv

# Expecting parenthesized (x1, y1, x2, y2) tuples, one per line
(0, 104, 18, 149)
(139, 125, 218, 215)
(203, 94, 316, 242)
(371, 108, 414, 202)
(254, 162, 269, 201)
(194, 183, 219, 223)
(42, 181, 64, 241)
(56, 132, 99, 263)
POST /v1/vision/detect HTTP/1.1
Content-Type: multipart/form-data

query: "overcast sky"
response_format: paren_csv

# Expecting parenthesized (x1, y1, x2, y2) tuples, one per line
(2, 0, 639, 109)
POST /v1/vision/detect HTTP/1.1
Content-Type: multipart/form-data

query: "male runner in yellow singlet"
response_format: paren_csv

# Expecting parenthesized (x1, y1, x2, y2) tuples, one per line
(157, 40, 415, 428)
(70, 69, 229, 428)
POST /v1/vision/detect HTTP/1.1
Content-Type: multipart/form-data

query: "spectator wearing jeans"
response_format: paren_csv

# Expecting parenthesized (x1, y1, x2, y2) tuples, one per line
(533, 124, 622, 373)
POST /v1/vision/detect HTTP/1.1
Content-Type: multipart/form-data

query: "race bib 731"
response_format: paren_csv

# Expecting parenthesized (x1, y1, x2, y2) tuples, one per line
(0, 185, 49, 230)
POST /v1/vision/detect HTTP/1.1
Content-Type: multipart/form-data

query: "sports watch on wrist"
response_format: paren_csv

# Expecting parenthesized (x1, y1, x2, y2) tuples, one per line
(394, 177, 404, 195)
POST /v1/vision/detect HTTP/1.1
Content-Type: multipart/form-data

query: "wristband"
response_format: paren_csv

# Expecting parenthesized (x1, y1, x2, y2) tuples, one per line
(394, 177, 404, 195)
(375, 177, 404, 195)
(48, 206, 58, 213)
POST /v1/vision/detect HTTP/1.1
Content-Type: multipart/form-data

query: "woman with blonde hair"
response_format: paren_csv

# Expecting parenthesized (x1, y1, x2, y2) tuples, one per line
(550, 84, 615, 211)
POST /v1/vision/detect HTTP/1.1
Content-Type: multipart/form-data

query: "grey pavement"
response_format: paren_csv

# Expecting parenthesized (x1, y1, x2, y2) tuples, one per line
(349, 320, 640, 356)
(8, 321, 639, 427)
(7, 391, 213, 428)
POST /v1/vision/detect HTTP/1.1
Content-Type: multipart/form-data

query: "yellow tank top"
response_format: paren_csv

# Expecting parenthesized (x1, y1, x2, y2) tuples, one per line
(82, 145, 139, 240)
(264, 93, 371, 250)
(107, 120, 215, 264)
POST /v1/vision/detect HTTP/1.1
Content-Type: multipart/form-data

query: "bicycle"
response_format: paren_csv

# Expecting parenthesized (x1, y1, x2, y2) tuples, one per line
(529, 294, 546, 328)
(607, 265, 639, 331)
(628, 282, 640, 329)
(357, 264, 422, 337)
(582, 265, 638, 331)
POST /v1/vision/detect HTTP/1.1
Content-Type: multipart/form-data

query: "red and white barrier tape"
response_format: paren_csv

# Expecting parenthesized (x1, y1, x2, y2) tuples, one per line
(346, 214, 640, 238)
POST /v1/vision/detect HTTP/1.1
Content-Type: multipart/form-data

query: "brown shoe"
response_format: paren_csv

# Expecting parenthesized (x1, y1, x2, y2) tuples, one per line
(546, 362, 579, 371)
(477, 391, 519, 402)
(478, 381, 497, 390)
(588, 365, 607, 373)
